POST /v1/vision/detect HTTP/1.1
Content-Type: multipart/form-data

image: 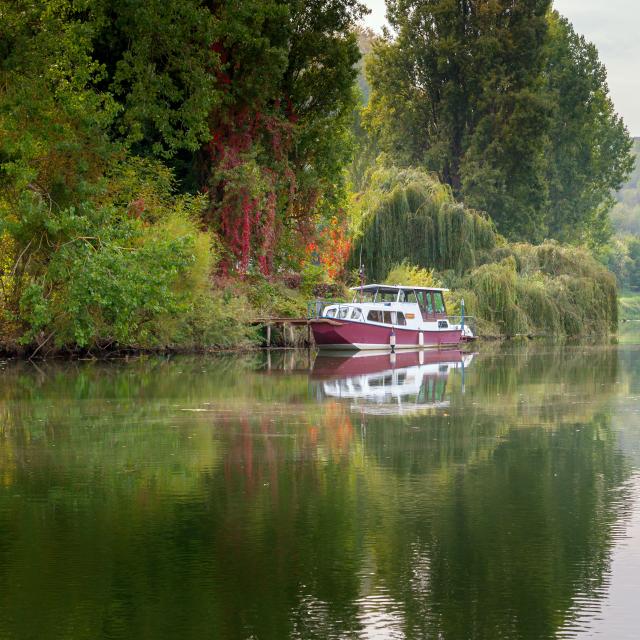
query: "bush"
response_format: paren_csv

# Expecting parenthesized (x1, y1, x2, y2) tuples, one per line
(463, 242, 617, 337)
(384, 261, 439, 287)
(1, 155, 260, 352)
(11, 195, 215, 349)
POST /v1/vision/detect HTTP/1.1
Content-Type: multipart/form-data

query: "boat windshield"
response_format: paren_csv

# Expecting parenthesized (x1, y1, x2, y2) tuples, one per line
(377, 291, 397, 303)
(399, 290, 418, 304)
(353, 290, 376, 303)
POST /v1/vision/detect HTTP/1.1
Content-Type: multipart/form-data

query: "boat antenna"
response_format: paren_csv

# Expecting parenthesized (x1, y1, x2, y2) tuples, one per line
(358, 243, 365, 303)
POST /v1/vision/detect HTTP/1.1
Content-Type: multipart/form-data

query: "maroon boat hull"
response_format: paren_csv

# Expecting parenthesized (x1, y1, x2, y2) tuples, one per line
(310, 319, 463, 350)
(311, 349, 464, 379)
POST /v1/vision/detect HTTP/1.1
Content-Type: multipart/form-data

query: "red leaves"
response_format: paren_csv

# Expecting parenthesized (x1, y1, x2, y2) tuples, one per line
(128, 198, 146, 218)
(206, 100, 302, 276)
(318, 216, 351, 280)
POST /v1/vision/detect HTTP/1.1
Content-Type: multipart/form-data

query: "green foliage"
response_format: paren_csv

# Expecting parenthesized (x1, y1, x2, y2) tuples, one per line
(174, 290, 258, 350)
(240, 277, 307, 319)
(462, 242, 618, 337)
(349, 165, 497, 282)
(611, 139, 640, 236)
(606, 139, 640, 292)
(466, 258, 529, 336)
(619, 294, 640, 321)
(384, 261, 439, 288)
(352, 167, 617, 337)
(300, 264, 327, 297)
(363, 3, 632, 245)
(4, 178, 219, 349)
(0, 0, 625, 350)
(543, 14, 633, 246)
(90, 0, 221, 159)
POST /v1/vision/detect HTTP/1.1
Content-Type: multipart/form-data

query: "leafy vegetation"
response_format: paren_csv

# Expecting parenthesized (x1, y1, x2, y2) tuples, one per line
(0, 0, 629, 352)
(353, 168, 617, 337)
(461, 243, 618, 337)
(611, 139, 640, 236)
(364, 4, 632, 245)
(607, 139, 640, 292)
(349, 166, 497, 280)
(619, 293, 640, 322)
(0, 0, 364, 353)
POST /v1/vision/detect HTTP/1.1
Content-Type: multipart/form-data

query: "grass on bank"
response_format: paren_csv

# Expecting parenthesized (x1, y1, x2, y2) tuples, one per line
(619, 293, 640, 321)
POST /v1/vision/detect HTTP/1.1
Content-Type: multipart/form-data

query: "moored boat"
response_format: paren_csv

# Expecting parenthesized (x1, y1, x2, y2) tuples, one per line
(309, 284, 474, 350)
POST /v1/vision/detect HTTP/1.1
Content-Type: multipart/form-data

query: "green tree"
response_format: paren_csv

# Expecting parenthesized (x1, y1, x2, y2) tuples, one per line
(364, 1, 632, 245)
(89, 0, 222, 161)
(544, 12, 633, 247)
(366, 0, 552, 239)
(204, 0, 367, 274)
(0, 1, 242, 351)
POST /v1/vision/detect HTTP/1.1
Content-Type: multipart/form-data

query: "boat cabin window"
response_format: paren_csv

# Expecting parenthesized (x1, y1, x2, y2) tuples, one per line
(434, 292, 446, 314)
(377, 291, 397, 303)
(325, 308, 336, 318)
(415, 291, 433, 315)
(395, 312, 407, 326)
(400, 290, 418, 304)
(350, 308, 363, 321)
(383, 311, 393, 324)
(354, 291, 376, 303)
(338, 307, 350, 319)
(367, 310, 382, 323)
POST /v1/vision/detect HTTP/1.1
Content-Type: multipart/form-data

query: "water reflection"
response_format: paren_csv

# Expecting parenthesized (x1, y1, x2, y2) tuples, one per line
(311, 350, 474, 415)
(0, 344, 636, 639)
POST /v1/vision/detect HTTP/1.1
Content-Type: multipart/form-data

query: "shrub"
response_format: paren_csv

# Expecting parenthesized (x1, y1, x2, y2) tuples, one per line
(384, 261, 439, 287)
(463, 242, 618, 337)
(1, 155, 261, 352)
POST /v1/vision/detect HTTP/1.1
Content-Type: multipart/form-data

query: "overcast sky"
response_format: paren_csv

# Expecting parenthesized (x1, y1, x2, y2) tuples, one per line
(361, 0, 640, 135)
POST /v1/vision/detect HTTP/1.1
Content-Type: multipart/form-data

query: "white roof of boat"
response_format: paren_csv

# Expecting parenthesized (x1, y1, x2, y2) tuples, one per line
(350, 284, 450, 293)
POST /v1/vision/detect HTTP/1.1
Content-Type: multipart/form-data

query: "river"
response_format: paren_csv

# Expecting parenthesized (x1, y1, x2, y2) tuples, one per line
(1, 339, 640, 639)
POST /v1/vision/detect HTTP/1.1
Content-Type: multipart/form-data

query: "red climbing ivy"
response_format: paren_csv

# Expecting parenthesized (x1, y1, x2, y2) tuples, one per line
(203, 0, 364, 278)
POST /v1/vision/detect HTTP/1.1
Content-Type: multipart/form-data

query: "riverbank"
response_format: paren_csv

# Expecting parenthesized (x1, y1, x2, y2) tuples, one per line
(620, 292, 640, 321)
(1, 272, 620, 359)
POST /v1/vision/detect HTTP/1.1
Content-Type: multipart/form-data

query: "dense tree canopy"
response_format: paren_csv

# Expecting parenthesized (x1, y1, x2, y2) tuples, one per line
(364, 2, 633, 245)
(0, 0, 630, 352)
(204, 0, 367, 273)
(544, 13, 633, 246)
(0, 0, 366, 350)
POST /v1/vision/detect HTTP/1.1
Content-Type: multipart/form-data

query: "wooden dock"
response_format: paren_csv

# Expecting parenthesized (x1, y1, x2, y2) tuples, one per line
(252, 318, 312, 347)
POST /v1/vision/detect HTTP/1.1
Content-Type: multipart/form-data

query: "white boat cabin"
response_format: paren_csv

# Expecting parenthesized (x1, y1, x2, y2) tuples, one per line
(321, 284, 455, 331)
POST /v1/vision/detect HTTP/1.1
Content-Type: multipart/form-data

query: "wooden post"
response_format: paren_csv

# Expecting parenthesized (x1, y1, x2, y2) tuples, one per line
(266, 324, 271, 348)
(307, 321, 311, 347)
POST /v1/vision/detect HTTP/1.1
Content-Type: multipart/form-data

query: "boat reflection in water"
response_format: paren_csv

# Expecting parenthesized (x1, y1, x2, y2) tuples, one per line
(311, 349, 474, 415)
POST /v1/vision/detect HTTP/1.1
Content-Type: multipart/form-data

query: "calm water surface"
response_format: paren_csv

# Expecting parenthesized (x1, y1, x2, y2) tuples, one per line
(1, 341, 640, 640)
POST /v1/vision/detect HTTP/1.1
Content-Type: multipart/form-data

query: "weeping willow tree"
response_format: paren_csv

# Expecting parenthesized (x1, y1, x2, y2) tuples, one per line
(349, 166, 497, 281)
(452, 242, 618, 337)
(349, 166, 617, 337)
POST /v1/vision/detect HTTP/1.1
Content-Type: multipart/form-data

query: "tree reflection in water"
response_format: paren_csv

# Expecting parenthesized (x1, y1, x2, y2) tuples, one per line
(0, 344, 633, 640)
